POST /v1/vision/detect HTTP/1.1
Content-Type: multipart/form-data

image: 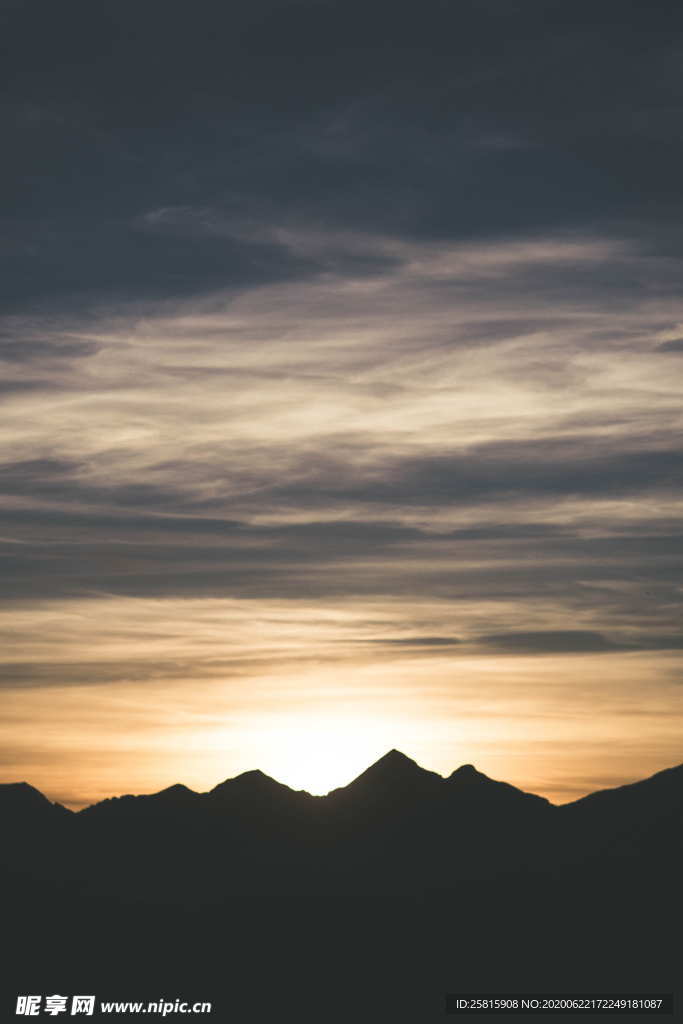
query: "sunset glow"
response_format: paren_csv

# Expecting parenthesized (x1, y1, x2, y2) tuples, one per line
(1, 590, 680, 806)
(1, 1, 682, 814)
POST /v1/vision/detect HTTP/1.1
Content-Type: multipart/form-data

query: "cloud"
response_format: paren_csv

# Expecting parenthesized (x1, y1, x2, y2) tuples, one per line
(264, 440, 683, 510)
(477, 630, 683, 654)
(2, 0, 683, 804)
(2, 0, 683, 315)
(365, 636, 462, 648)
(0, 236, 681, 616)
(477, 631, 621, 654)
(0, 338, 99, 363)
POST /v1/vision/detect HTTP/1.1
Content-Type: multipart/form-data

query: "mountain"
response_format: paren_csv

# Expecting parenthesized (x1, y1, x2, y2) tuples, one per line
(208, 768, 313, 814)
(556, 761, 683, 864)
(37, 752, 678, 887)
(2, 755, 680, 1023)
(330, 749, 443, 798)
(78, 781, 200, 820)
(9, 753, 680, 853)
(0, 782, 72, 881)
(447, 762, 548, 803)
(0, 780, 71, 820)
(324, 750, 443, 832)
(151, 781, 200, 804)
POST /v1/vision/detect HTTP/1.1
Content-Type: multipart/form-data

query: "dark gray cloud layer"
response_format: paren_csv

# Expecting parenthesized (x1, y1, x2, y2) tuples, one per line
(3, 0, 683, 311)
(477, 631, 683, 655)
(1, 0, 682, 695)
(1, 435, 681, 513)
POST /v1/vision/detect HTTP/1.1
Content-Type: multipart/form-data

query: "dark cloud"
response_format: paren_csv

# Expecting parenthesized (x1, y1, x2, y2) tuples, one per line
(0, 338, 99, 362)
(0, 0, 682, 716)
(267, 439, 683, 509)
(477, 631, 621, 654)
(6, 437, 677, 523)
(0, 442, 681, 611)
(366, 636, 462, 648)
(48, 424, 675, 510)
(0, 379, 53, 395)
(0, 656, 279, 689)
(3, 0, 683, 313)
(0, 507, 681, 610)
(450, 319, 576, 345)
(478, 631, 683, 654)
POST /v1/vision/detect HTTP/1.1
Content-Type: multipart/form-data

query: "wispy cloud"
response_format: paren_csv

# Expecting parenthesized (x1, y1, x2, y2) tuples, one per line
(1, 0, 682, 805)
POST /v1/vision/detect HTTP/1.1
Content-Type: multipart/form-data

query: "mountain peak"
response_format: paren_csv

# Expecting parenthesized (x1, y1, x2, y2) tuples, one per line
(206, 769, 312, 820)
(0, 781, 71, 819)
(217, 768, 276, 787)
(333, 749, 443, 801)
(208, 768, 300, 800)
(152, 783, 198, 802)
(360, 749, 437, 780)
(445, 764, 550, 811)
(0, 781, 53, 807)
(377, 748, 419, 768)
(448, 764, 488, 783)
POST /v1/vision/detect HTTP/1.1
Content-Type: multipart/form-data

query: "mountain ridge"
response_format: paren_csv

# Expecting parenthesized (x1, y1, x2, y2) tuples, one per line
(3, 751, 680, 1021)
(3, 751, 681, 816)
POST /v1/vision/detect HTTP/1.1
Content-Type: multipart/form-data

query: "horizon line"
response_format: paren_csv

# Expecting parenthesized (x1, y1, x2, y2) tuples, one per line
(4, 749, 682, 814)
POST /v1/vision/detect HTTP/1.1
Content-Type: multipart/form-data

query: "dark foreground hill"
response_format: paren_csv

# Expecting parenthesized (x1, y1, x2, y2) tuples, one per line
(2, 753, 681, 1023)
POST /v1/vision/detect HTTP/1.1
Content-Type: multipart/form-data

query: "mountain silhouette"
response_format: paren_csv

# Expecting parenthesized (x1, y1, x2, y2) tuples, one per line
(0, 780, 71, 820)
(208, 768, 313, 812)
(334, 748, 442, 794)
(555, 761, 683, 865)
(3, 754, 680, 1023)
(445, 762, 550, 809)
(152, 781, 199, 803)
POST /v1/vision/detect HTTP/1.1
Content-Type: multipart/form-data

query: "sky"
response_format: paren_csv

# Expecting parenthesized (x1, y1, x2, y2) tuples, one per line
(1, 0, 682, 808)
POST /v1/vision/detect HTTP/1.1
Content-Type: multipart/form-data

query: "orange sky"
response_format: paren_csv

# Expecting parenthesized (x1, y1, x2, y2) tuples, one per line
(1, 152, 682, 810)
(2, 593, 681, 809)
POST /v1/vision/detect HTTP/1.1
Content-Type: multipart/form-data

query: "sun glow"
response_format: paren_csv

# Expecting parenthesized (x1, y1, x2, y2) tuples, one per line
(220, 712, 418, 795)
(184, 703, 453, 795)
